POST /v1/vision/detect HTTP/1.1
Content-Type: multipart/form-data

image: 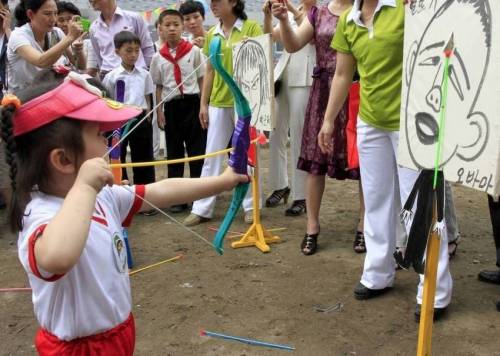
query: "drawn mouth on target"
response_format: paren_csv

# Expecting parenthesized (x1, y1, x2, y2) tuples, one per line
(415, 112, 439, 145)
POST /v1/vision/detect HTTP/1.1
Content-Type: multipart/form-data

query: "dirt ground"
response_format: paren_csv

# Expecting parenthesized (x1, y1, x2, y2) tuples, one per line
(1, 147, 499, 356)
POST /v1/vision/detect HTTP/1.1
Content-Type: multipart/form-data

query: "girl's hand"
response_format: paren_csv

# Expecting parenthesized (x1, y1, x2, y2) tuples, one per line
(75, 158, 114, 194)
(318, 121, 334, 155)
(271, 0, 288, 21)
(199, 104, 209, 129)
(220, 167, 251, 190)
(67, 16, 84, 41)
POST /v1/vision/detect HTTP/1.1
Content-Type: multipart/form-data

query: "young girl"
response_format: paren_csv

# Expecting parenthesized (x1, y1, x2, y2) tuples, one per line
(0, 72, 247, 354)
(271, 0, 362, 255)
(183, 0, 262, 226)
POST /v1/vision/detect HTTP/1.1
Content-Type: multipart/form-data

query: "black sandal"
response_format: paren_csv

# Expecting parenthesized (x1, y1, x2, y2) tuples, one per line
(301, 232, 319, 255)
(265, 187, 291, 207)
(353, 230, 366, 253)
(448, 234, 460, 259)
(285, 199, 306, 216)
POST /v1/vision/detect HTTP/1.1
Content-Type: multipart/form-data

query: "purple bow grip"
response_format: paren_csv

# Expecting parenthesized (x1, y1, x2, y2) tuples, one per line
(109, 130, 121, 160)
(228, 114, 251, 174)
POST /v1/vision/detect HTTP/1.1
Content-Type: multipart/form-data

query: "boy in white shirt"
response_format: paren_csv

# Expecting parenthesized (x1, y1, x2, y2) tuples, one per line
(103, 31, 156, 196)
(150, 10, 205, 214)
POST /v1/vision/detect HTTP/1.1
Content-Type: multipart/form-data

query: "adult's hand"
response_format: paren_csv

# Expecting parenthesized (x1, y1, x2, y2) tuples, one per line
(271, 0, 288, 21)
(199, 104, 209, 129)
(67, 16, 83, 41)
(0, 8, 11, 37)
(317, 120, 335, 155)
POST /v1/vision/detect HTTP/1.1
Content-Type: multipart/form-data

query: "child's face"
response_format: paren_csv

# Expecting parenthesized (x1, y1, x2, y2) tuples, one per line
(81, 122, 108, 161)
(183, 12, 204, 36)
(159, 15, 183, 43)
(115, 42, 141, 69)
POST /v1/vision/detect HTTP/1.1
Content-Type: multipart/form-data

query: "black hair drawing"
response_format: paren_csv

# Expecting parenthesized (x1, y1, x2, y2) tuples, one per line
(233, 39, 270, 125)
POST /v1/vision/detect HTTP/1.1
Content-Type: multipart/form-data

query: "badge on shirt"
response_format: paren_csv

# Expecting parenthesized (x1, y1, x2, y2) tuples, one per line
(112, 232, 127, 273)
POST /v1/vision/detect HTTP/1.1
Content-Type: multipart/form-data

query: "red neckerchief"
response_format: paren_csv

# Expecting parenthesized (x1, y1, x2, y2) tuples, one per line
(159, 39, 193, 95)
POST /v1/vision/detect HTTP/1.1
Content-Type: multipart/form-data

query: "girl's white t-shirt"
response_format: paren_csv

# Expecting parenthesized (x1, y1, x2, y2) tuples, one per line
(7, 24, 67, 93)
(18, 185, 144, 341)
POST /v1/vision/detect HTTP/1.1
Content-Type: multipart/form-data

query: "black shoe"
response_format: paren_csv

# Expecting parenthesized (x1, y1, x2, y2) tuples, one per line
(353, 282, 391, 300)
(478, 269, 500, 285)
(265, 187, 291, 207)
(414, 304, 448, 322)
(285, 199, 306, 216)
(169, 204, 188, 214)
(140, 209, 158, 216)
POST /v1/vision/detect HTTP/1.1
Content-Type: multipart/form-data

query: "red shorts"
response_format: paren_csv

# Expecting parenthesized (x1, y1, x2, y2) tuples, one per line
(35, 313, 135, 356)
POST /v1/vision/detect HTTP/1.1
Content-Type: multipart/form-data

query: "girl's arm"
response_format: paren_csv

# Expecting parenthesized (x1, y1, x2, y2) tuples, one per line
(141, 168, 249, 211)
(318, 52, 356, 154)
(272, 0, 313, 53)
(199, 61, 214, 129)
(34, 158, 114, 275)
(16, 19, 83, 69)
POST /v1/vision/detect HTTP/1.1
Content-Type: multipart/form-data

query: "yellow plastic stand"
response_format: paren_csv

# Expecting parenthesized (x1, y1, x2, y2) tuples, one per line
(231, 144, 281, 252)
(416, 195, 440, 356)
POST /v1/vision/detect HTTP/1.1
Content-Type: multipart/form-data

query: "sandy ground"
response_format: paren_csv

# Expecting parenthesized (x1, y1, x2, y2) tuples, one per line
(1, 147, 499, 355)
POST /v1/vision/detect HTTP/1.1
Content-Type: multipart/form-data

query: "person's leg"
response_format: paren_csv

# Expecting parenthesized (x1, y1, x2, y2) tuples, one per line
(305, 173, 325, 235)
(184, 97, 206, 179)
(266, 81, 290, 206)
(287, 85, 308, 211)
(489, 195, 500, 267)
(300, 173, 325, 255)
(478, 195, 500, 285)
(353, 179, 367, 253)
(357, 118, 398, 290)
(190, 107, 234, 219)
(129, 116, 155, 185)
(164, 100, 186, 179)
(445, 181, 460, 257)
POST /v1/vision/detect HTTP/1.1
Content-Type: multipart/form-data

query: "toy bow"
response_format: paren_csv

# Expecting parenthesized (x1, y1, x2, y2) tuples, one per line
(210, 36, 252, 254)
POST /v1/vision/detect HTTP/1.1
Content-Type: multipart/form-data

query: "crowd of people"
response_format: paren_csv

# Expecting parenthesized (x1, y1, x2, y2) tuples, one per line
(0, 0, 498, 353)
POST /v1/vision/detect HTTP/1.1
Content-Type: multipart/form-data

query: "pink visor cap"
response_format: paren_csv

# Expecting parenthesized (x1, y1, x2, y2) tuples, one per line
(13, 74, 142, 137)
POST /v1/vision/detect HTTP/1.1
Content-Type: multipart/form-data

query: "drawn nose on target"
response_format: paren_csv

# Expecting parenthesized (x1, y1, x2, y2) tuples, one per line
(426, 86, 442, 113)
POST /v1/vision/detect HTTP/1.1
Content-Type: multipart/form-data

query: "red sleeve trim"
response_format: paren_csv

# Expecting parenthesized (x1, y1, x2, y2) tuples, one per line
(28, 225, 65, 282)
(122, 185, 145, 227)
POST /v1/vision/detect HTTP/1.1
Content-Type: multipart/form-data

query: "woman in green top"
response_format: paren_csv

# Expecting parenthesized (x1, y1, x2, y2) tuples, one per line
(183, 0, 263, 227)
(318, 0, 452, 320)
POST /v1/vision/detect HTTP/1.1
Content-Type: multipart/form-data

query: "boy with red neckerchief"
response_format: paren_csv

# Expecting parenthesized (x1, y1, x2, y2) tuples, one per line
(150, 9, 206, 214)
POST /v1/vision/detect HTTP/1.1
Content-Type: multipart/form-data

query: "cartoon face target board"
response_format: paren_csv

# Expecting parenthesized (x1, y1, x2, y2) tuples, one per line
(233, 34, 275, 131)
(398, 0, 500, 195)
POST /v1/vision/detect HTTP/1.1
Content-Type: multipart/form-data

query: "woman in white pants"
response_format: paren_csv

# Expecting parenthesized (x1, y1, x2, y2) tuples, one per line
(263, 0, 315, 216)
(318, 0, 452, 320)
(183, 0, 263, 226)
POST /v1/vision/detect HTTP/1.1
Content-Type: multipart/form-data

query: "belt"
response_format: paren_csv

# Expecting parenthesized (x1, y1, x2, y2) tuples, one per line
(170, 93, 200, 101)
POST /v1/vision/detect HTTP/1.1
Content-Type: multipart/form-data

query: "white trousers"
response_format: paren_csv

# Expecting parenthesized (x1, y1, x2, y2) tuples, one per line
(357, 118, 452, 308)
(191, 106, 256, 218)
(268, 71, 309, 201)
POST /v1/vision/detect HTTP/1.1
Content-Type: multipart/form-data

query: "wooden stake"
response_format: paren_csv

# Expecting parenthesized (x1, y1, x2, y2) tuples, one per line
(416, 194, 440, 356)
